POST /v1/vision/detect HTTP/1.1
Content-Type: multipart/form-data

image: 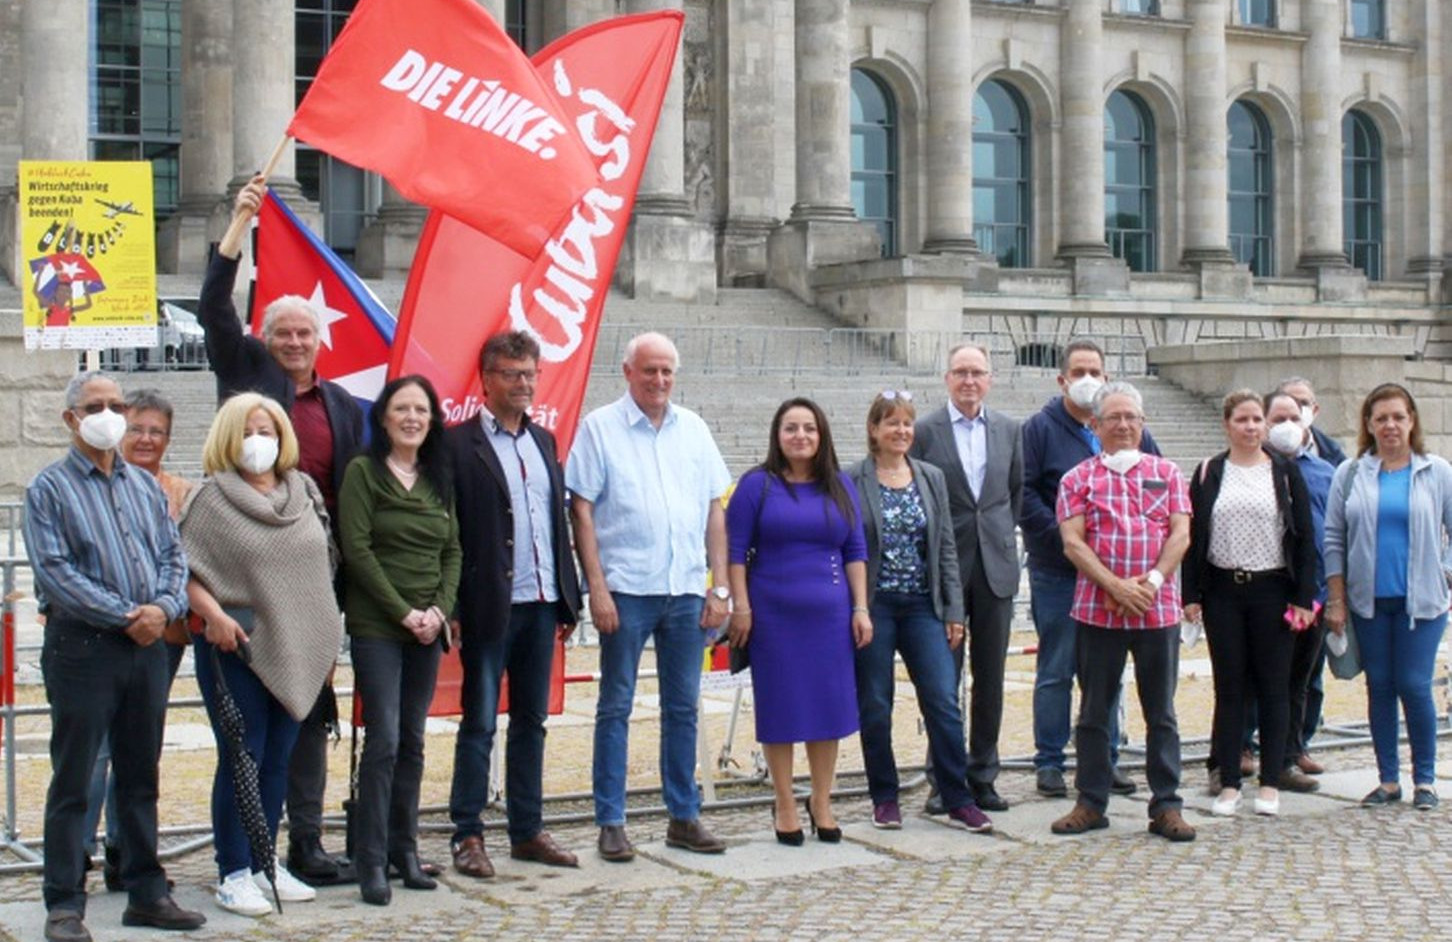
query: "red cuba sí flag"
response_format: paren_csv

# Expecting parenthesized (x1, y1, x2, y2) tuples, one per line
(287, 0, 602, 257)
(389, 10, 685, 457)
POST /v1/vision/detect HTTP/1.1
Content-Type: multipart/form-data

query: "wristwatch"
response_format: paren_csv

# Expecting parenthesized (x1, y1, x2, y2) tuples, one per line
(711, 586, 731, 602)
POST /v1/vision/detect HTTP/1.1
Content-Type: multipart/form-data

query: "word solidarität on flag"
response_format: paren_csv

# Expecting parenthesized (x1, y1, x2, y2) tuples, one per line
(288, 0, 601, 257)
(390, 10, 684, 457)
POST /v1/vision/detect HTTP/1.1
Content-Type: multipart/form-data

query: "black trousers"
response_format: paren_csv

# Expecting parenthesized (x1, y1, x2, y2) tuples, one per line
(42, 620, 170, 914)
(1203, 568, 1295, 790)
(286, 685, 335, 845)
(1285, 617, 1327, 764)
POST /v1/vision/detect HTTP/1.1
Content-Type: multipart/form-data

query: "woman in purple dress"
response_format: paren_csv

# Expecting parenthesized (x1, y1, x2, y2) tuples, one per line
(725, 398, 872, 845)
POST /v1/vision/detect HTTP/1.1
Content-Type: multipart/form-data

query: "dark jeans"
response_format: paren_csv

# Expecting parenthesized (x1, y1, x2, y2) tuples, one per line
(285, 686, 334, 846)
(930, 555, 1013, 791)
(450, 603, 557, 845)
(195, 635, 301, 878)
(351, 635, 441, 868)
(41, 621, 171, 914)
(1285, 616, 1327, 764)
(83, 642, 184, 851)
(1074, 624, 1182, 818)
(1028, 568, 1123, 771)
(856, 592, 972, 811)
(1203, 569, 1294, 790)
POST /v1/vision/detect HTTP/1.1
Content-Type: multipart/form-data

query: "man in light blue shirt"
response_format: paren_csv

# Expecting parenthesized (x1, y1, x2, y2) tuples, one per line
(567, 332, 732, 862)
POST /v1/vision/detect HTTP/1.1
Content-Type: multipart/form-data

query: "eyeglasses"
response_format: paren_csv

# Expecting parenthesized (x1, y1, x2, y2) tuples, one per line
(1099, 412, 1144, 426)
(880, 390, 914, 402)
(126, 424, 169, 439)
(486, 368, 538, 383)
(74, 402, 126, 416)
(948, 369, 991, 382)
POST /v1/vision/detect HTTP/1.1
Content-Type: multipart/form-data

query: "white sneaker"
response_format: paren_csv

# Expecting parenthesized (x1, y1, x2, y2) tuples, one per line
(1210, 788, 1242, 817)
(255, 863, 317, 902)
(216, 868, 273, 917)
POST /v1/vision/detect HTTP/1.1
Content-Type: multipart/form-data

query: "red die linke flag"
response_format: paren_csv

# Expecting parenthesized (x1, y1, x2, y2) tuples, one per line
(286, 0, 602, 258)
(250, 189, 394, 408)
(389, 10, 684, 458)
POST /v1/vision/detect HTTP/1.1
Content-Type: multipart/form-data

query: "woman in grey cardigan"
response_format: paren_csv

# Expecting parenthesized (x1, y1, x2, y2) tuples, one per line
(848, 392, 991, 834)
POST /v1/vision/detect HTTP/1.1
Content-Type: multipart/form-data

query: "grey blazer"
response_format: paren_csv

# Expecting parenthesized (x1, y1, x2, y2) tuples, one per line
(849, 456, 965, 625)
(909, 405, 1024, 599)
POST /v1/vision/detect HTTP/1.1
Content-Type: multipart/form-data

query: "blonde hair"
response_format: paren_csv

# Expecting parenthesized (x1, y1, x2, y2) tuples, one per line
(201, 393, 299, 475)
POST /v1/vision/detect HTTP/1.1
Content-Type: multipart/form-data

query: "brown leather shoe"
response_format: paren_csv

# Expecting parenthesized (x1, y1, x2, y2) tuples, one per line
(1148, 808, 1196, 842)
(511, 832, 579, 868)
(665, 817, 726, 854)
(44, 911, 91, 942)
(597, 825, 635, 862)
(1278, 766, 1321, 793)
(1296, 753, 1325, 775)
(451, 835, 494, 879)
(1050, 802, 1108, 835)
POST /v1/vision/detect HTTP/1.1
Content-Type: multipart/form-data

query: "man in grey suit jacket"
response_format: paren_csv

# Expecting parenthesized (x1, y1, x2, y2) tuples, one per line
(910, 342, 1023, 812)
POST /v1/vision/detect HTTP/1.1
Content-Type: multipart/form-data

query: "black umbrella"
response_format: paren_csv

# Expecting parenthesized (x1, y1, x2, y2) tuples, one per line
(210, 642, 282, 913)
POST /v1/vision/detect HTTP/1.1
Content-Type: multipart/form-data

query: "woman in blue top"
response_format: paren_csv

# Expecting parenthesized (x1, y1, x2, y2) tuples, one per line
(1324, 383, 1452, 810)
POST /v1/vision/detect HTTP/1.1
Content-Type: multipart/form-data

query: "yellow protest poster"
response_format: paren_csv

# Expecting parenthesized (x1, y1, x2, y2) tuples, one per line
(18, 161, 157, 351)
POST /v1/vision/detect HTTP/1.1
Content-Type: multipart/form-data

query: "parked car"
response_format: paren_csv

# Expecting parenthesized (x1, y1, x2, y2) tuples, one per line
(158, 299, 207, 367)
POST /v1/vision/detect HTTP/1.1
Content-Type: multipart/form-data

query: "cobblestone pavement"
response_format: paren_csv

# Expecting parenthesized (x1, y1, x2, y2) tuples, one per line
(1, 746, 1449, 942)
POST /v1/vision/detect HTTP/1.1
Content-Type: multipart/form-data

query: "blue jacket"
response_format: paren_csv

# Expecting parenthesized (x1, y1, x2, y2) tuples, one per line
(1295, 449, 1335, 603)
(1325, 451, 1452, 620)
(1019, 396, 1159, 576)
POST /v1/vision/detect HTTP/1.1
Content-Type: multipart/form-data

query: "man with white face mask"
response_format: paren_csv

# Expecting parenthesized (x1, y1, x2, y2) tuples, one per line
(1277, 377, 1347, 468)
(24, 372, 205, 941)
(1019, 340, 1163, 799)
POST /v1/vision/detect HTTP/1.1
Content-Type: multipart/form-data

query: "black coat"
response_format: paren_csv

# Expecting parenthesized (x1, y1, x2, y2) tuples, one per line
(446, 418, 581, 644)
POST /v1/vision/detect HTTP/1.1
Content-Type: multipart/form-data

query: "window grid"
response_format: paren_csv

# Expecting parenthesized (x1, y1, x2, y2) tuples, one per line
(1350, 0, 1386, 40)
(1104, 90, 1157, 273)
(972, 79, 1032, 269)
(850, 69, 898, 258)
(1237, 0, 1276, 28)
(1227, 101, 1274, 277)
(296, 0, 371, 254)
(1342, 110, 1383, 281)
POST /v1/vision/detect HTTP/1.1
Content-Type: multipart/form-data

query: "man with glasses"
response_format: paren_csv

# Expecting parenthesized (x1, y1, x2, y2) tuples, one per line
(567, 332, 732, 861)
(910, 343, 1023, 812)
(1051, 381, 1194, 842)
(25, 372, 206, 941)
(1279, 376, 1347, 468)
(446, 330, 582, 878)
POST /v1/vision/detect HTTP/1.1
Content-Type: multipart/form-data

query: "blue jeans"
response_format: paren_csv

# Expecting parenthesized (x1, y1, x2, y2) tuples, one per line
(1354, 598, 1447, 786)
(1029, 569, 1121, 771)
(450, 603, 556, 846)
(194, 636, 301, 878)
(856, 592, 972, 810)
(594, 594, 705, 826)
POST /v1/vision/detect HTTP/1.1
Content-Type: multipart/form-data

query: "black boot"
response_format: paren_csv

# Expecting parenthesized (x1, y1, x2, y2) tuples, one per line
(102, 843, 123, 893)
(288, 834, 340, 883)
(358, 863, 391, 906)
(388, 851, 437, 890)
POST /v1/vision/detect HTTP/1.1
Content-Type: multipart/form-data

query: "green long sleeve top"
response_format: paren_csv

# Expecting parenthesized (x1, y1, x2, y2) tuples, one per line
(338, 455, 461, 642)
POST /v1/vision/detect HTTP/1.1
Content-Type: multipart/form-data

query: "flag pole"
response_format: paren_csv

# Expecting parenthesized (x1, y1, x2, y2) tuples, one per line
(218, 134, 294, 256)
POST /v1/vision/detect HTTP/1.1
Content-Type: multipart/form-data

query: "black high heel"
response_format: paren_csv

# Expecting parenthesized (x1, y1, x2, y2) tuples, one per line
(358, 863, 392, 906)
(773, 804, 805, 846)
(389, 851, 437, 890)
(805, 798, 841, 843)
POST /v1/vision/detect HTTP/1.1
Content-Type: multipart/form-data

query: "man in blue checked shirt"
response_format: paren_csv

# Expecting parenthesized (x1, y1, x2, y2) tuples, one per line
(24, 372, 204, 942)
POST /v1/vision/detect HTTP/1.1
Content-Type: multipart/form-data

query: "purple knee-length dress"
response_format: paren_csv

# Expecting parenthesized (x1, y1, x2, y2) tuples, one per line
(727, 469, 867, 744)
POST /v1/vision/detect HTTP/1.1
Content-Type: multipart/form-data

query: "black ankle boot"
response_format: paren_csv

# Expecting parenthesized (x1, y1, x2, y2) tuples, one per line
(389, 851, 437, 890)
(102, 843, 123, 893)
(358, 864, 391, 906)
(287, 834, 340, 882)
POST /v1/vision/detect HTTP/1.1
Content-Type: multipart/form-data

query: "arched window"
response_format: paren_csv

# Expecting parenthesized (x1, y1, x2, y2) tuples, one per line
(972, 79, 1032, 268)
(1350, 0, 1385, 40)
(1342, 110, 1383, 280)
(1228, 101, 1274, 276)
(1238, 0, 1275, 27)
(1104, 90, 1156, 272)
(850, 69, 898, 257)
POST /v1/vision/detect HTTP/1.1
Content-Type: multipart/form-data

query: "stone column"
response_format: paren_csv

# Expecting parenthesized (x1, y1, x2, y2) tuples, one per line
(157, 0, 233, 274)
(233, 0, 315, 225)
(1406, 0, 1442, 286)
(1298, 0, 1348, 272)
(541, 0, 612, 43)
(922, 0, 977, 254)
(1055, 0, 1123, 294)
(478, 0, 506, 23)
(767, 0, 879, 302)
(1181, 0, 1247, 296)
(2, 0, 89, 283)
(717, 0, 779, 285)
(617, 0, 716, 301)
(355, 183, 425, 276)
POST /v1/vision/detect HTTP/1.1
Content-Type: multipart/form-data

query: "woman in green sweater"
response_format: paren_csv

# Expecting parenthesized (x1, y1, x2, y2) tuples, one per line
(338, 375, 461, 906)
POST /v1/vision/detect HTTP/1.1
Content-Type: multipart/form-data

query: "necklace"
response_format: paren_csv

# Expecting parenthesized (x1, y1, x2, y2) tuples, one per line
(877, 463, 911, 484)
(387, 456, 418, 479)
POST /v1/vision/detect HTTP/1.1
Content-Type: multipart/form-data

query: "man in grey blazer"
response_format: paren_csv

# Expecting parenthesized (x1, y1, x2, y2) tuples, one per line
(910, 342, 1023, 812)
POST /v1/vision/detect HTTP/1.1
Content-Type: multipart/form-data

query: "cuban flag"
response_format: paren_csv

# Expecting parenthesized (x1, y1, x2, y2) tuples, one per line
(249, 189, 394, 408)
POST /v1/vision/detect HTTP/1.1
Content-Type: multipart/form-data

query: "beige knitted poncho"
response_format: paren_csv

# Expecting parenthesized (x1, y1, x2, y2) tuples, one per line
(179, 470, 343, 720)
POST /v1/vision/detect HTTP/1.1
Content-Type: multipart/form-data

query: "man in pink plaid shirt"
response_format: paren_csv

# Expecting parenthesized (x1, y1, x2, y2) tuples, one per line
(1050, 381, 1195, 842)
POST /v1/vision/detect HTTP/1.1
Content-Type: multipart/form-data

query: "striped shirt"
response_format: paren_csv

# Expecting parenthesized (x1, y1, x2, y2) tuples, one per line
(24, 447, 188, 629)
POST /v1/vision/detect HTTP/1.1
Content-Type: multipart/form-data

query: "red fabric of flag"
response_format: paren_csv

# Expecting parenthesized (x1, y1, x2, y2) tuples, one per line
(287, 0, 601, 257)
(388, 10, 685, 458)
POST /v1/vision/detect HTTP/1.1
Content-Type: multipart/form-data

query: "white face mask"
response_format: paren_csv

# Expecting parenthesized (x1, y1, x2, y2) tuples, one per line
(1299, 404, 1316, 428)
(239, 435, 280, 475)
(1101, 449, 1143, 474)
(1266, 420, 1305, 456)
(1066, 375, 1104, 410)
(76, 409, 127, 451)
